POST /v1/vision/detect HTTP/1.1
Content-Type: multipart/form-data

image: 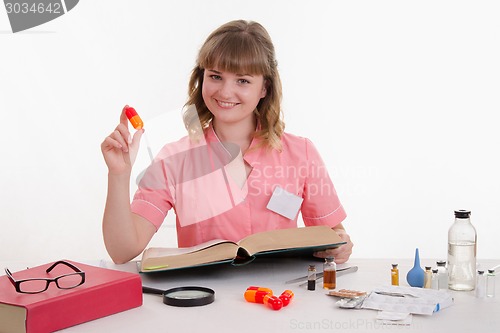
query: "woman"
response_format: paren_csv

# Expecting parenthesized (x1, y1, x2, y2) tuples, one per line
(101, 20, 353, 264)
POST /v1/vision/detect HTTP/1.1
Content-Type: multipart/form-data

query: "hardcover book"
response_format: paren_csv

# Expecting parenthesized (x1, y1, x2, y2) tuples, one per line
(140, 225, 345, 272)
(0, 260, 142, 333)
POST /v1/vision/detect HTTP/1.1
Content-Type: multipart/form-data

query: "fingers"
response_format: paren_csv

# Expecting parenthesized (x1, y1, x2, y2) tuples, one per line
(335, 228, 348, 239)
(130, 127, 144, 150)
(128, 129, 144, 166)
(104, 124, 131, 153)
(333, 250, 350, 264)
(105, 105, 135, 154)
(120, 105, 130, 127)
(313, 229, 354, 263)
(101, 106, 142, 174)
(101, 135, 123, 153)
(101, 105, 143, 155)
(313, 248, 350, 264)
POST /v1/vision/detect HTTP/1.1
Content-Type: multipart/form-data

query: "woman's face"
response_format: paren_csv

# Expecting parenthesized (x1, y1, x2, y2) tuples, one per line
(202, 68, 267, 127)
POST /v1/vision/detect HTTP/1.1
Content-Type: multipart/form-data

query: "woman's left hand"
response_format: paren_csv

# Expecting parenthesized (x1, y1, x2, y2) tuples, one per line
(313, 228, 353, 264)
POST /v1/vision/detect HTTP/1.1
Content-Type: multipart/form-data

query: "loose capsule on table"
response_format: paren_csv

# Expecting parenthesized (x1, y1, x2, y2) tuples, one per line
(279, 290, 294, 306)
(125, 106, 144, 129)
(263, 294, 283, 310)
(244, 286, 273, 303)
(246, 286, 273, 293)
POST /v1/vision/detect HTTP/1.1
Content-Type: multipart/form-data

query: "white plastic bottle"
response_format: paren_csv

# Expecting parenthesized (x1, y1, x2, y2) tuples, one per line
(436, 260, 448, 290)
(476, 270, 486, 298)
(448, 210, 477, 291)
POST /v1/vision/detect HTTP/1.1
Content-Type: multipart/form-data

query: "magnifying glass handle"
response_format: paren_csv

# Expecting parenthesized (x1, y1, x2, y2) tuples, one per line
(142, 286, 165, 295)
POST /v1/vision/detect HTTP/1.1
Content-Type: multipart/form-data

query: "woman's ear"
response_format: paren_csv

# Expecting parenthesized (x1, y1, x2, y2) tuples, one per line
(261, 80, 268, 98)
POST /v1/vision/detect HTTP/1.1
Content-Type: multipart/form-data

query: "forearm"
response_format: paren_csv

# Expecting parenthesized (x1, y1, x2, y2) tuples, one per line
(102, 173, 146, 263)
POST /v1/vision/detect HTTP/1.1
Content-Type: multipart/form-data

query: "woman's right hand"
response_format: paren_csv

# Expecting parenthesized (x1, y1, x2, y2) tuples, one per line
(101, 105, 144, 175)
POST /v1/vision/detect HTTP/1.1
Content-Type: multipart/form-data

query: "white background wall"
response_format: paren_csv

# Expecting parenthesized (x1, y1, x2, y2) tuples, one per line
(1, 0, 499, 264)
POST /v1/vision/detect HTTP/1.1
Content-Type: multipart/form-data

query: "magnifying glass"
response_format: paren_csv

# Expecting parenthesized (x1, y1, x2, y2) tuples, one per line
(142, 286, 215, 307)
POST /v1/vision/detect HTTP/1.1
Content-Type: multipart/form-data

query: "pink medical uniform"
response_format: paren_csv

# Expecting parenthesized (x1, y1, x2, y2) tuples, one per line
(131, 124, 346, 247)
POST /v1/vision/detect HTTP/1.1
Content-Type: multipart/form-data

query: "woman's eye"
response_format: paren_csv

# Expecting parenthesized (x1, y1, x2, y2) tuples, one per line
(238, 79, 250, 84)
(210, 75, 222, 80)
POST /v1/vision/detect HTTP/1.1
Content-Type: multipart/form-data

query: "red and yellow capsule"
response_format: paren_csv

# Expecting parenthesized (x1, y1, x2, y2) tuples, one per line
(246, 286, 273, 293)
(263, 294, 283, 310)
(279, 290, 294, 306)
(124, 106, 144, 130)
(244, 289, 272, 303)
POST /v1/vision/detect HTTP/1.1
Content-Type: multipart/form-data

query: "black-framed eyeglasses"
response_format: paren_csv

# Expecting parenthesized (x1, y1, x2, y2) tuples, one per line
(5, 260, 86, 294)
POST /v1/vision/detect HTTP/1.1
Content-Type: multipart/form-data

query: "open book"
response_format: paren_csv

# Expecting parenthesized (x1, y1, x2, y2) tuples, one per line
(140, 225, 345, 272)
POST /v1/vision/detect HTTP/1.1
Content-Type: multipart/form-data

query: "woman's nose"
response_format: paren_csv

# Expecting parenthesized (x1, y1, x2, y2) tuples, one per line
(218, 80, 233, 99)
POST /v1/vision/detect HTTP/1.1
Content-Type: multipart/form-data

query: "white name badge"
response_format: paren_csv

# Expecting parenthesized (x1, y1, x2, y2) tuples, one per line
(266, 186, 304, 220)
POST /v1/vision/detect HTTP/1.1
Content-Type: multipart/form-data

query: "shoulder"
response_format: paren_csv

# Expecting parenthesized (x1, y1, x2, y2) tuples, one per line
(278, 132, 326, 166)
(280, 132, 317, 154)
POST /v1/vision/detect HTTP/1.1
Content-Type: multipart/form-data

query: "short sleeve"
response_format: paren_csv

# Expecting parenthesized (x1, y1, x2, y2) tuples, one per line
(130, 158, 174, 231)
(301, 138, 346, 227)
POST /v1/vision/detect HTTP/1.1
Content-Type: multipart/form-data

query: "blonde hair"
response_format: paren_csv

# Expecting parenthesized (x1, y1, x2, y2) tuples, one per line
(183, 20, 284, 150)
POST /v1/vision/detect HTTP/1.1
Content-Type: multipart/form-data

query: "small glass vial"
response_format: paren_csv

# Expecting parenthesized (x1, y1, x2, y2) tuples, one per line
(431, 269, 439, 290)
(307, 265, 316, 291)
(476, 270, 486, 298)
(323, 257, 336, 290)
(486, 269, 496, 298)
(424, 266, 432, 288)
(436, 260, 448, 290)
(391, 264, 399, 286)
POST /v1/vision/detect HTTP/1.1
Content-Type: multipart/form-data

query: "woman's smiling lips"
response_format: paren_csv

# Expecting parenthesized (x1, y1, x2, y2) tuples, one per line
(215, 99, 239, 109)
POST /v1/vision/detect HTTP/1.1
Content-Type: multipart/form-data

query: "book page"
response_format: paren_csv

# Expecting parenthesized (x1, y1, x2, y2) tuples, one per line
(141, 240, 239, 271)
(238, 226, 343, 256)
(0, 304, 26, 333)
(143, 239, 232, 257)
